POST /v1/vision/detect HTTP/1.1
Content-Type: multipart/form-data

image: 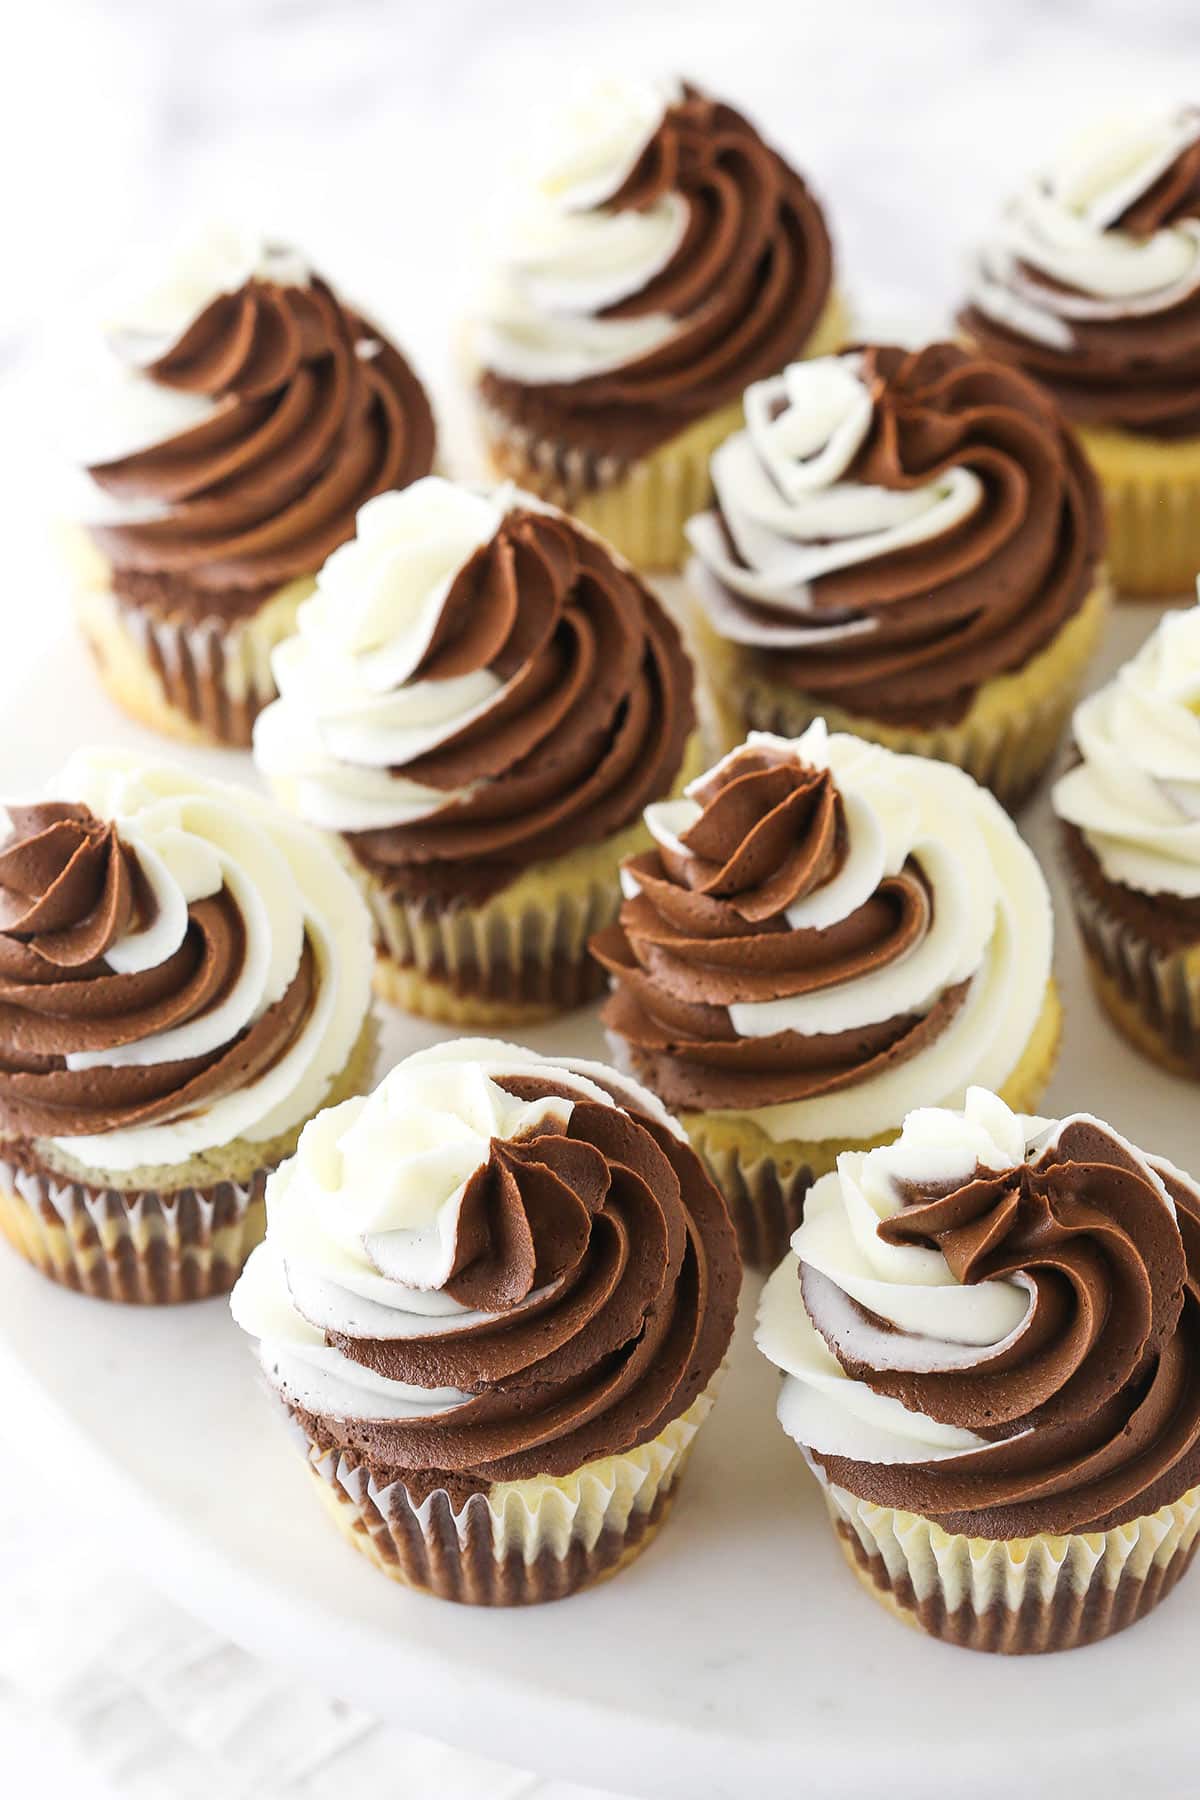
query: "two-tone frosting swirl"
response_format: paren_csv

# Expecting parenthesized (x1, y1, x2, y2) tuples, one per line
(477, 77, 834, 474)
(962, 106, 1200, 435)
(1054, 594, 1200, 901)
(0, 750, 373, 1173)
(592, 725, 1052, 1139)
(757, 1088, 1200, 1537)
(253, 477, 696, 906)
(83, 226, 436, 617)
(230, 1039, 739, 1489)
(686, 344, 1104, 726)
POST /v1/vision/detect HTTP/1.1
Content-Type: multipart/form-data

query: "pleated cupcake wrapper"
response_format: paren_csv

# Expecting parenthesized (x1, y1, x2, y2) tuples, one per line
(73, 575, 314, 749)
(292, 1384, 717, 1607)
(1062, 857, 1200, 1078)
(820, 1472, 1200, 1654)
(0, 1155, 267, 1304)
(1077, 424, 1200, 599)
(476, 293, 850, 572)
(697, 578, 1110, 814)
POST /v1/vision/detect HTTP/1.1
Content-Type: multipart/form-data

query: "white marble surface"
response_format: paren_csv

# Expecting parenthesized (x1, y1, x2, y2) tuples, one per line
(2, 3, 1199, 1796)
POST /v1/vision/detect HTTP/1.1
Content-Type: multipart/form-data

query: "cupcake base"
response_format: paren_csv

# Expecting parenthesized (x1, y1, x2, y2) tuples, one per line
(477, 292, 849, 572)
(823, 1477, 1200, 1654)
(678, 978, 1062, 1267)
(693, 578, 1110, 812)
(363, 732, 707, 1026)
(1077, 424, 1200, 599)
(292, 1385, 716, 1606)
(67, 527, 314, 749)
(0, 1017, 377, 1302)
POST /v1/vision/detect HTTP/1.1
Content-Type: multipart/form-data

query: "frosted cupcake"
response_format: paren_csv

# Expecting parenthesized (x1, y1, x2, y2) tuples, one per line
(1054, 594, 1200, 1077)
(254, 476, 699, 1025)
(757, 1089, 1200, 1653)
(686, 343, 1107, 810)
(0, 750, 374, 1302)
(592, 724, 1058, 1266)
(71, 226, 436, 745)
(961, 106, 1200, 596)
(473, 77, 844, 570)
(231, 1038, 739, 1605)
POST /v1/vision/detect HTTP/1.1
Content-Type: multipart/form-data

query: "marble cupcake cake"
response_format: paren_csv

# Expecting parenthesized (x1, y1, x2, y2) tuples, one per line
(757, 1089, 1200, 1653)
(231, 1038, 740, 1605)
(254, 475, 700, 1025)
(1054, 593, 1200, 1079)
(71, 226, 436, 746)
(473, 76, 845, 569)
(592, 724, 1059, 1266)
(961, 105, 1200, 595)
(0, 750, 374, 1302)
(685, 342, 1107, 810)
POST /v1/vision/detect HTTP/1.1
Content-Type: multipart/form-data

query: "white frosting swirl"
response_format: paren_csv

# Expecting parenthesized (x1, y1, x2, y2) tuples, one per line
(632, 723, 1052, 1142)
(253, 478, 529, 833)
(43, 748, 373, 1172)
(968, 106, 1200, 350)
(476, 76, 687, 385)
(755, 1089, 1176, 1467)
(230, 1038, 681, 1422)
(1053, 588, 1200, 897)
(76, 223, 311, 470)
(685, 355, 983, 647)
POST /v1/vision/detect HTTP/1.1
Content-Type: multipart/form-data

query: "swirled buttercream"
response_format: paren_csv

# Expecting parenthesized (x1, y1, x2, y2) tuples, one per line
(477, 77, 834, 471)
(686, 343, 1103, 725)
(0, 749, 373, 1172)
(253, 477, 695, 906)
(962, 106, 1200, 434)
(231, 1038, 739, 1488)
(592, 724, 1052, 1140)
(756, 1088, 1200, 1537)
(82, 224, 436, 617)
(1054, 590, 1200, 901)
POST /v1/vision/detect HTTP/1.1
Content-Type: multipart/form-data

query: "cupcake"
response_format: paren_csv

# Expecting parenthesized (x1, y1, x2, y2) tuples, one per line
(230, 1037, 740, 1605)
(591, 723, 1058, 1267)
(757, 1087, 1200, 1653)
(0, 749, 375, 1302)
(253, 476, 700, 1025)
(961, 105, 1200, 596)
(1054, 593, 1200, 1077)
(685, 343, 1108, 810)
(71, 225, 436, 746)
(473, 76, 845, 570)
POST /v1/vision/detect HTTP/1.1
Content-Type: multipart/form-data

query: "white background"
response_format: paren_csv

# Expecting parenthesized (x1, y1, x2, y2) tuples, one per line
(1, 2, 1196, 1795)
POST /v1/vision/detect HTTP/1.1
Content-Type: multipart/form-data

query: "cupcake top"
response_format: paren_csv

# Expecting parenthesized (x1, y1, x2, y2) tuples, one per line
(0, 750, 373, 1175)
(81, 224, 436, 618)
(685, 343, 1104, 727)
(961, 105, 1200, 436)
(756, 1087, 1200, 1537)
(476, 76, 834, 470)
(253, 476, 696, 906)
(230, 1038, 739, 1490)
(592, 724, 1052, 1141)
(1054, 591, 1200, 912)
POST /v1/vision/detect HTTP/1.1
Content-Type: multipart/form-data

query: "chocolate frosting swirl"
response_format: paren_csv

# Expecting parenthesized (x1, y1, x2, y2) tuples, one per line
(593, 741, 960, 1112)
(86, 272, 436, 618)
(0, 801, 313, 1144)
(479, 83, 834, 473)
(806, 1120, 1200, 1538)
(248, 1057, 740, 1492)
(961, 117, 1200, 437)
(689, 344, 1104, 729)
(341, 506, 696, 906)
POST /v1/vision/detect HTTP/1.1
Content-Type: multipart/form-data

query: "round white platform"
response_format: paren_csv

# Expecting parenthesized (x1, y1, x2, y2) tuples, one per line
(1, 603, 1196, 1800)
